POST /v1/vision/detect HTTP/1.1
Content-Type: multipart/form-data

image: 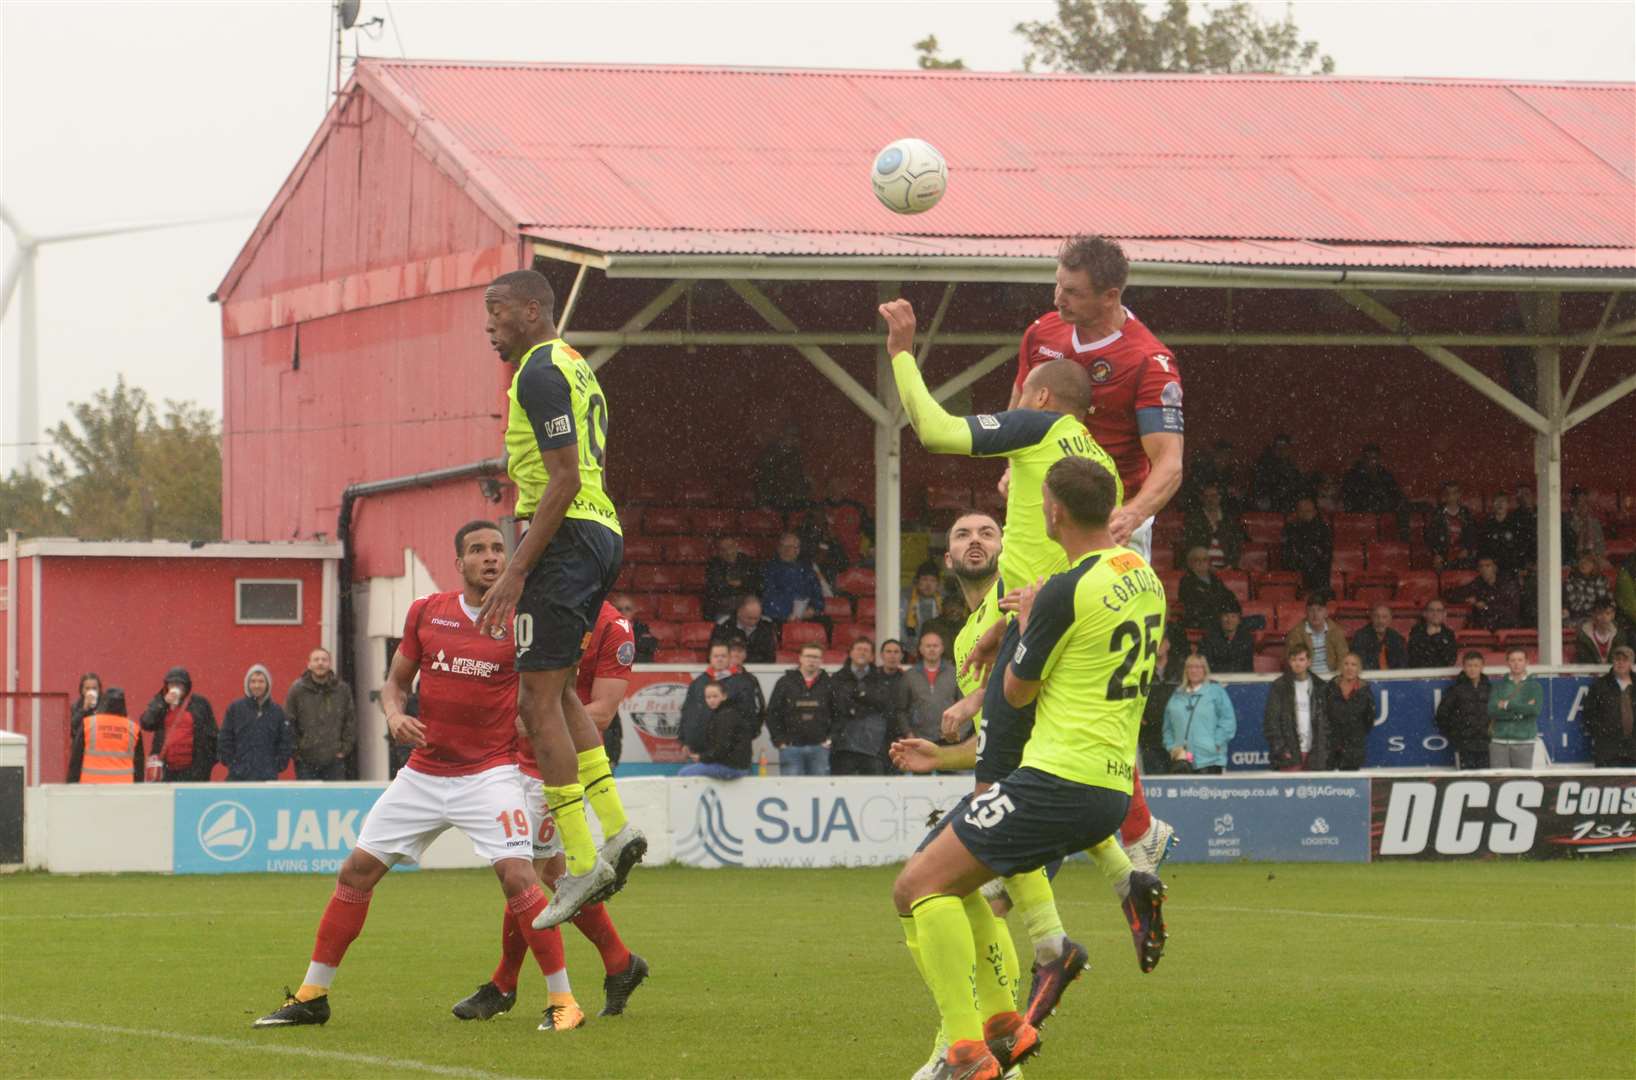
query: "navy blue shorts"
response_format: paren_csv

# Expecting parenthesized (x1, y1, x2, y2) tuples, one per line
(976, 619, 1034, 784)
(946, 767, 1129, 879)
(516, 518, 623, 671)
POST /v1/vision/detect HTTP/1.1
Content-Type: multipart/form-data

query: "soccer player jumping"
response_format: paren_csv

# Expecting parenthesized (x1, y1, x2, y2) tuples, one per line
(892, 458, 1168, 1080)
(477, 270, 644, 928)
(255, 522, 585, 1030)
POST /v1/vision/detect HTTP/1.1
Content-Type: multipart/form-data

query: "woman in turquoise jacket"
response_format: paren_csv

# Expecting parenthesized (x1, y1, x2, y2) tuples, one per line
(1164, 654, 1238, 773)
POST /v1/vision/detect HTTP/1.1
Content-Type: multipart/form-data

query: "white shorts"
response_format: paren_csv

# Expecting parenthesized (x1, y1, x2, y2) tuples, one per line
(520, 774, 565, 861)
(356, 764, 533, 867)
(1125, 515, 1156, 562)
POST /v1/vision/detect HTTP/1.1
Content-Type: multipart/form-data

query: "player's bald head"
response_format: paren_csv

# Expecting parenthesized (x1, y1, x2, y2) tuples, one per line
(1023, 358, 1092, 416)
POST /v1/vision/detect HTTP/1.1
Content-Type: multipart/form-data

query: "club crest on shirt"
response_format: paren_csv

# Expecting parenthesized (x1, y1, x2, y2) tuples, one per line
(488, 624, 508, 640)
(1161, 381, 1183, 407)
(1088, 359, 1113, 384)
(616, 641, 636, 666)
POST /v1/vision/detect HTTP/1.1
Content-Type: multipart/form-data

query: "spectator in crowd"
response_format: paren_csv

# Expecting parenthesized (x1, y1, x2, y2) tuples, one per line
(1179, 546, 1240, 630)
(284, 648, 355, 781)
(1324, 653, 1376, 770)
(1434, 652, 1494, 770)
(902, 628, 960, 744)
(900, 564, 944, 648)
(1281, 496, 1333, 595)
(1583, 645, 1636, 768)
(139, 667, 217, 783)
(1449, 557, 1522, 631)
(680, 642, 762, 754)
(1575, 598, 1631, 665)
(1163, 654, 1236, 774)
(1510, 484, 1538, 541)
(796, 507, 851, 589)
(1407, 600, 1458, 668)
(70, 672, 102, 745)
(766, 643, 835, 776)
(1352, 603, 1407, 672)
(1185, 439, 1242, 512)
(723, 636, 768, 718)
(1263, 643, 1329, 771)
(761, 532, 825, 623)
(1140, 636, 1179, 775)
(1312, 473, 1342, 515)
(704, 537, 763, 620)
(1564, 551, 1613, 623)
(68, 686, 142, 784)
(1566, 487, 1606, 564)
(828, 637, 902, 775)
(1487, 649, 1542, 769)
(218, 664, 293, 782)
(1474, 493, 1530, 577)
(1619, 551, 1636, 636)
(1181, 482, 1245, 569)
(1251, 433, 1305, 513)
(610, 593, 659, 663)
(676, 682, 757, 780)
(713, 594, 777, 664)
(1201, 606, 1255, 674)
(1425, 482, 1475, 571)
(1341, 444, 1403, 513)
(752, 424, 812, 512)
(1286, 592, 1349, 678)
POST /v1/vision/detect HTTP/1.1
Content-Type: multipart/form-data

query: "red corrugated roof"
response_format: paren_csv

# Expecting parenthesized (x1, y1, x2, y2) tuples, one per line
(355, 61, 1634, 268)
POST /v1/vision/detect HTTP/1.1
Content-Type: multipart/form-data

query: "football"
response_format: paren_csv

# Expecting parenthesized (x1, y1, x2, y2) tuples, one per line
(871, 138, 947, 214)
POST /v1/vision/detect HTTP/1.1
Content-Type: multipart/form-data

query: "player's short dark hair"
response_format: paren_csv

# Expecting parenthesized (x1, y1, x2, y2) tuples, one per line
(1286, 642, 1310, 659)
(1024, 357, 1092, 416)
(488, 270, 555, 314)
(1057, 235, 1128, 292)
(1043, 456, 1117, 527)
(454, 519, 502, 555)
(1461, 650, 1485, 664)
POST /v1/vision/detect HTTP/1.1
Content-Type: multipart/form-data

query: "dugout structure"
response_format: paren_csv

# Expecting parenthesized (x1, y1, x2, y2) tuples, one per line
(213, 62, 1635, 777)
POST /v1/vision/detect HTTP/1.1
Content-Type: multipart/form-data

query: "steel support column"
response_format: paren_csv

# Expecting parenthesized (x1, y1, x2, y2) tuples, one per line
(1531, 294, 1565, 666)
(875, 283, 903, 649)
(584, 280, 689, 372)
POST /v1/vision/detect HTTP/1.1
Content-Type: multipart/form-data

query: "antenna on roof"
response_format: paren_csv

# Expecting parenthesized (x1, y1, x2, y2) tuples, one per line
(332, 0, 385, 102)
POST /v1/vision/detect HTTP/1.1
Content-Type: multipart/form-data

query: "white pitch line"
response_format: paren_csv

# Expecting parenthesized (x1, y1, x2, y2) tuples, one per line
(0, 909, 288, 922)
(1184, 903, 1635, 932)
(0, 1014, 532, 1079)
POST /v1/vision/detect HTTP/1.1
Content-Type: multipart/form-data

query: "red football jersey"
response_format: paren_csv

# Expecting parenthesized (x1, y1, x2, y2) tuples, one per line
(397, 591, 519, 777)
(517, 601, 635, 778)
(1013, 308, 1182, 498)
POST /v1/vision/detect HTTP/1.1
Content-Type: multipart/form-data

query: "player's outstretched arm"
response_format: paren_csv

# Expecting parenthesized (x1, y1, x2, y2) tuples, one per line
(879, 299, 974, 455)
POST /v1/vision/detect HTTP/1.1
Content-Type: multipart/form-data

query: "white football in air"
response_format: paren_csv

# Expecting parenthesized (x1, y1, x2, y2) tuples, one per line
(872, 138, 948, 215)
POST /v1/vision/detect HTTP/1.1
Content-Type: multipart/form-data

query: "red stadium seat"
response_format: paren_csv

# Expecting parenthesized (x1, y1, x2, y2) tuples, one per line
(837, 568, 876, 594)
(854, 596, 879, 622)
(1241, 599, 1279, 628)
(1149, 543, 1175, 571)
(1367, 541, 1410, 570)
(623, 480, 662, 506)
(831, 622, 870, 646)
(1257, 633, 1288, 655)
(679, 483, 717, 506)
(1218, 569, 1250, 603)
(656, 594, 702, 622)
(1348, 572, 1397, 605)
(1159, 569, 1184, 603)
(613, 564, 638, 592)
(781, 621, 829, 648)
(646, 621, 681, 646)
(1395, 570, 1441, 608)
(775, 649, 802, 665)
(1456, 628, 1497, 648)
(739, 509, 785, 535)
(822, 649, 848, 665)
(653, 648, 701, 665)
(1253, 571, 1301, 602)
(1333, 513, 1380, 546)
(1482, 650, 1511, 668)
(641, 508, 689, 535)
(668, 536, 712, 563)
(679, 621, 717, 649)
(1439, 569, 1478, 596)
(691, 508, 735, 536)
(1496, 629, 1538, 647)
(1242, 512, 1284, 545)
(1237, 545, 1270, 572)
(826, 503, 863, 534)
(1443, 606, 1469, 632)
(621, 537, 663, 563)
(1253, 653, 1285, 674)
(633, 565, 679, 591)
(1332, 549, 1367, 576)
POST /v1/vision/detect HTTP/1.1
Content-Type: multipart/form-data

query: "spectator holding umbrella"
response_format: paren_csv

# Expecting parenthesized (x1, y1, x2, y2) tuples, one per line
(219, 664, 293, 782)
(1434, 651, 1493, 770)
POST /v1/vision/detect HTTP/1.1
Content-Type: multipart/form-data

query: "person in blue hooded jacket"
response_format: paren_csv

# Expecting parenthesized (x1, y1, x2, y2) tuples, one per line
(1163, 653, 1237, 773)
(219, 664, 293, 781)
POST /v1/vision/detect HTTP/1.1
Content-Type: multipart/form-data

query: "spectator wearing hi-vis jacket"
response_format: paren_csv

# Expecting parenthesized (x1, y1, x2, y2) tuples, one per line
(219, 664, 293, 782)
(139, 667, 217, 782)
(68, 687, 143, 784)
(1163, 654, 1236, 774)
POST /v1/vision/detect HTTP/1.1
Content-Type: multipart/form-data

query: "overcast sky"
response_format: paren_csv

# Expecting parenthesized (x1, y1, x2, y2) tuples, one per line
(2, 0, 1633, 474)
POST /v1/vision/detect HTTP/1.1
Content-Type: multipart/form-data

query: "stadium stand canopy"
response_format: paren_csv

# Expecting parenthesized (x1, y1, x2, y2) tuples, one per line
(217, 61, 1635, 669)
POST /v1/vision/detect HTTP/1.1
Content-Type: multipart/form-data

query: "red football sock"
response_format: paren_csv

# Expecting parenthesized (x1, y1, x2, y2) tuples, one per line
(508, 885, 566, 978)
(311, 883, 372, 966)
(1119, 771, 1152, 846)
(571, 902, 632, 976)
(491, 903, 529, 994)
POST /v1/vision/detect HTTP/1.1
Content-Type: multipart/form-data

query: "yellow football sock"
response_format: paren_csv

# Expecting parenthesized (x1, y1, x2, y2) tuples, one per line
(544, 783, 597, 875)
(1088, 835, 1134, 899)
(901, 914, 949, 1052)
(576, 745, 628, 837)
(1005, 869, 1066, 963)
(963, 891, 1018, 1019)
(910, 895, 983, 1043)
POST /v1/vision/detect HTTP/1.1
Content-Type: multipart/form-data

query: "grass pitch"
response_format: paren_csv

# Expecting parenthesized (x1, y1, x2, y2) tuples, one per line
(2, 861, 1633, 1079)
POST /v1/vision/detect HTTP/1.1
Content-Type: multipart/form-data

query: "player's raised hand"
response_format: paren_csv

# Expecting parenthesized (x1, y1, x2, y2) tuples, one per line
(1008, 577, 1046, 632)
(878, 298, 917, 358)
(477, 567, 524, 636)
(940, 694, 979, 741)
(890, 737, 941, 774)
(387, 711, 427, 749)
